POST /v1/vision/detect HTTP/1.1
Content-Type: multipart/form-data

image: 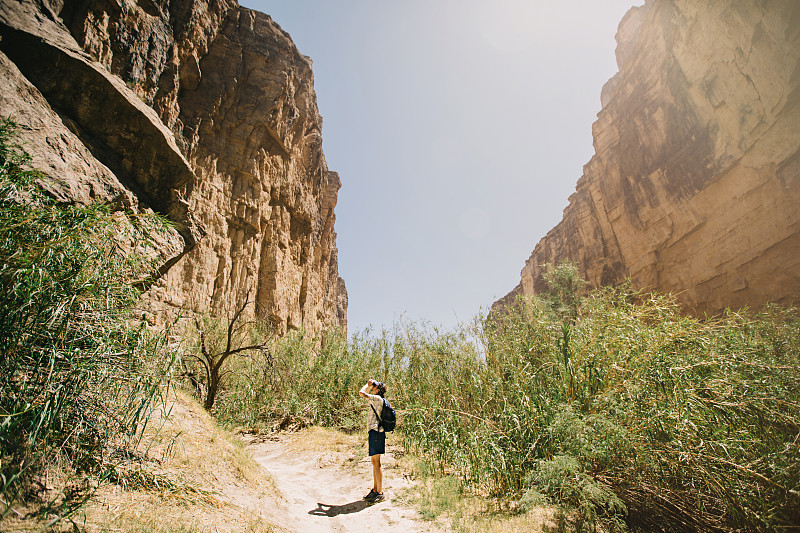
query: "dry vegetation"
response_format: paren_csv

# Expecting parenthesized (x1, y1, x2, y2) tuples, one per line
(1, 390, 283, 532)
(77, 390, 282, 533)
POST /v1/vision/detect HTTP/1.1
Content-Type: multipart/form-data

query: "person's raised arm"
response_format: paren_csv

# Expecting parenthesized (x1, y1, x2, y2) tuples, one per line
(359, 379, 375, 398)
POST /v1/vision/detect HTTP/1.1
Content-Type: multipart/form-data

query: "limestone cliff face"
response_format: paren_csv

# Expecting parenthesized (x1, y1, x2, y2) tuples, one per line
(0, 0, 347, 333)
(498, 0, 800, 315)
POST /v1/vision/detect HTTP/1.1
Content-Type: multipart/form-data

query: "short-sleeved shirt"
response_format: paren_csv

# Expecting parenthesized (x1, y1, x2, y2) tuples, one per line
(365, 393, 385, 433)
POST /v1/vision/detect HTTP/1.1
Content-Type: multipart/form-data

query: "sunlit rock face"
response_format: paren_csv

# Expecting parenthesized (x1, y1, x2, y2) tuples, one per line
(497, 0, 800, 315)
(0, 0, 347, 333)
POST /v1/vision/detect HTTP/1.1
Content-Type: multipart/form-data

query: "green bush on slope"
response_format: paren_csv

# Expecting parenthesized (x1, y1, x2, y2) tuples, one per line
(398, 273, 800, 532)
(0, 118, 173, 519)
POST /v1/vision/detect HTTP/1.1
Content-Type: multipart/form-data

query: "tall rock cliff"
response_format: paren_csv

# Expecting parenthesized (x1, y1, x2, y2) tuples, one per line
(498, 0, 800, 315)
(0, 0, 347, 333)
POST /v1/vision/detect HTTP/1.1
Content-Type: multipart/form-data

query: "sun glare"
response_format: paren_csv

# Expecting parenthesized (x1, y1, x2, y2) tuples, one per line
(475, 0, 551, 51)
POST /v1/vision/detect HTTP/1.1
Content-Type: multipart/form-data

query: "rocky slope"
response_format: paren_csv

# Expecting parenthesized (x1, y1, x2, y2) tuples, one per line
(498, 0, 800, 315)
(0, 0, 346, 333)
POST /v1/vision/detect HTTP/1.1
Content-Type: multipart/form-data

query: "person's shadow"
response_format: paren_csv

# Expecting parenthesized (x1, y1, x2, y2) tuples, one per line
(308, 500, 370, 517)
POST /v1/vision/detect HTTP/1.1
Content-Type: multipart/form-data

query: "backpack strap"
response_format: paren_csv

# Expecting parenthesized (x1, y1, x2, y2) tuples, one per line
(370, 402, 384, 428)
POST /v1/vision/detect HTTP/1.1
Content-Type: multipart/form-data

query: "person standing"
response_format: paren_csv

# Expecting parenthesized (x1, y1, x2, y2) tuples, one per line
(359, 378, 386, 504)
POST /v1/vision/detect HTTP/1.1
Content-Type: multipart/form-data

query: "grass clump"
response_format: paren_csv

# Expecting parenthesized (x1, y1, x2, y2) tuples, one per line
(0, 118, 174, 523)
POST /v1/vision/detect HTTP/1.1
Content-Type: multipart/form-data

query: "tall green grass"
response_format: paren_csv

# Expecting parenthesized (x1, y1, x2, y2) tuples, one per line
(399, 282, 799, 531)
(0, 118, 174, 519)
(215, 263, 799, 532)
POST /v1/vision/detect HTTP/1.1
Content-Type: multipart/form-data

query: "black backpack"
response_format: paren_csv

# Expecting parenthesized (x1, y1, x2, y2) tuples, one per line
(371, 398, 396, 432)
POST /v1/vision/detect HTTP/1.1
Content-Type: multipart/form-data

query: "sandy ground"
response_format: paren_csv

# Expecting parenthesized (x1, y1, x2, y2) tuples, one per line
(244, 430, 446, 533)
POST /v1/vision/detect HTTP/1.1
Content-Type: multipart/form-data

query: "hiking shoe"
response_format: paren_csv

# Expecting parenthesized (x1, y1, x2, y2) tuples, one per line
(367, 492, 385, 505)
(363, 489, 377, 501)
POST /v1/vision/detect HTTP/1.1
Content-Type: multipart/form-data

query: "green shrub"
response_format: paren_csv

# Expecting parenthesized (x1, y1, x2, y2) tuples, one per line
(0, 118, 173, 517)
(395, 279, 800, 531)
(212, 327, 389, 432)
(524, 454, 625, 531)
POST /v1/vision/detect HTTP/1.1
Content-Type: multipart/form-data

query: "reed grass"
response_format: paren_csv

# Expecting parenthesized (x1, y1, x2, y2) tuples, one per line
(0, 118, 174, 521)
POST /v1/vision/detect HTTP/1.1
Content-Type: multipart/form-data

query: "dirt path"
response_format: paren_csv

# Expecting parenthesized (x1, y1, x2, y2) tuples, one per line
(244, 428, 445, 533)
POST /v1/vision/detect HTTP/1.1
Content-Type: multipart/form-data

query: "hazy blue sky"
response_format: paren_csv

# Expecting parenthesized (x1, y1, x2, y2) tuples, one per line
(241, 0, 639, 335)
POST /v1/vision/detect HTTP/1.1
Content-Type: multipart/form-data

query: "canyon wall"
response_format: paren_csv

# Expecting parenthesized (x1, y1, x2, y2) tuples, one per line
(498, 0, 800, 315)
(0, 0, 347, 333)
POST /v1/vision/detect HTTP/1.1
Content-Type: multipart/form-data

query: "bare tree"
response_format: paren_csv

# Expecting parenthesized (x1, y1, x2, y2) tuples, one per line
(186, 294, 270, 410)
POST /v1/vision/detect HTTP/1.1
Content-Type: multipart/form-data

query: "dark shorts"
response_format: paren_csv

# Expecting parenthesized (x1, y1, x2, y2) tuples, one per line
(368, 429, 385, 456)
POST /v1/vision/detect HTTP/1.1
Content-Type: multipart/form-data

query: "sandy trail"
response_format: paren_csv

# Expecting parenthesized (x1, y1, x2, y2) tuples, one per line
(244, 430, 444, 533)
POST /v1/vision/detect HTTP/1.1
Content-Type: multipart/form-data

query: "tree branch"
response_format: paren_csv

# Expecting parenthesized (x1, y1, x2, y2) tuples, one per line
(183, 353, 210, 375)
(226, 293, 251, 355)
(213, 342, 269, 375)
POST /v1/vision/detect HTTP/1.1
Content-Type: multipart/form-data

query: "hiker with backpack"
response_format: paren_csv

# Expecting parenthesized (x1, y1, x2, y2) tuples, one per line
(358, 378, 395, 504)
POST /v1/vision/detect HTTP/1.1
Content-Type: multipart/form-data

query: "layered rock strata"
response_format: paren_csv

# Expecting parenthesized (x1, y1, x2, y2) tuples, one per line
(0, 0, 347, 333)
(498, 0, 800, 315)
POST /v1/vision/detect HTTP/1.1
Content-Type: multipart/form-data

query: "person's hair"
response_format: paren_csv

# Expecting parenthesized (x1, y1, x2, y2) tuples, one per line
(375, 382, 387, 397)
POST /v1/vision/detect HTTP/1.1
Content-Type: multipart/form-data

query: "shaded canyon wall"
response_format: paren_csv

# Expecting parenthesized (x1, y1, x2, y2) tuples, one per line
(498, 0, 800, 315)
(0, 0, 347, 333)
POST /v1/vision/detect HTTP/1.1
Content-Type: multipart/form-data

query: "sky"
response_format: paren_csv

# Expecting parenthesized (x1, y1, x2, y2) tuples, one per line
(241, 0, 639, 335)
